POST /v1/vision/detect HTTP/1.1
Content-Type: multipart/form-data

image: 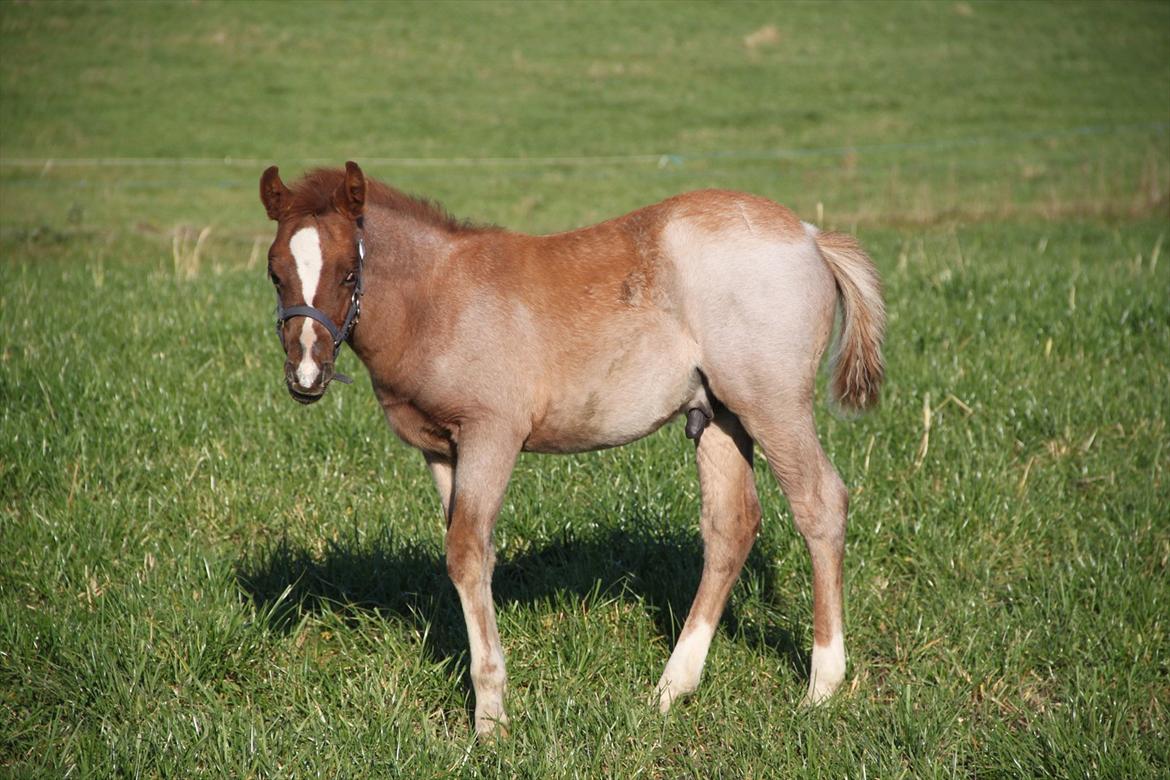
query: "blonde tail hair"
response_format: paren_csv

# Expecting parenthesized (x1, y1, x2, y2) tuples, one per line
(814, 230, 886, 412)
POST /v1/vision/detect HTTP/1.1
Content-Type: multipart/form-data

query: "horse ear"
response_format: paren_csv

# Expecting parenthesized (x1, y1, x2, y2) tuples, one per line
(335, 161, 366, 220)
(260, 166, 290, 221)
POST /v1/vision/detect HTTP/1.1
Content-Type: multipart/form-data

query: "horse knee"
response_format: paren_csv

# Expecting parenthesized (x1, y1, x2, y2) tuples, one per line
(446, 529, 494, 589)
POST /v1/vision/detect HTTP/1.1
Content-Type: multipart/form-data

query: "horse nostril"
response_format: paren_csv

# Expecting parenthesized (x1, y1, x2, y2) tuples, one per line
(321, 363, 335, 384)
(284, 363, 297, 385)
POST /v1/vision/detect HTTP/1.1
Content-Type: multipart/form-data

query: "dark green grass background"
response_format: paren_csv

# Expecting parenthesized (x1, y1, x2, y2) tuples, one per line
(2, 1, 1168, 777)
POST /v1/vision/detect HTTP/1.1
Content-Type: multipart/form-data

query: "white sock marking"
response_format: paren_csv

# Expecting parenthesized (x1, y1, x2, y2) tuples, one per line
(289, 227, 323, 387)
(655, 621, 715, 712)
(806, 631, 846, 704)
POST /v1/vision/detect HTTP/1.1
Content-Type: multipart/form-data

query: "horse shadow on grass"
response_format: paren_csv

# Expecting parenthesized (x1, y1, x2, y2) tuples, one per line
(235, 512, 809, 690)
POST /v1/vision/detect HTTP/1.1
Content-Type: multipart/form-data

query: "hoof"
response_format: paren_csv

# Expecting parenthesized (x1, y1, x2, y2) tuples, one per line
(650, 676, 695, 715)
(799, 678, 841, 709)
(474, 712, 510, 739)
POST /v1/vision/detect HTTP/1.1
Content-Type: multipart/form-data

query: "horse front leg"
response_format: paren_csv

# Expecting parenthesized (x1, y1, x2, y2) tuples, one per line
(424, 451, 454, 520)
(442, 428, 521, 737)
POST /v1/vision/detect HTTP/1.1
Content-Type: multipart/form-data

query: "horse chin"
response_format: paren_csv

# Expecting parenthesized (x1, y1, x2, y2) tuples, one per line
(288, 383, 327, 405)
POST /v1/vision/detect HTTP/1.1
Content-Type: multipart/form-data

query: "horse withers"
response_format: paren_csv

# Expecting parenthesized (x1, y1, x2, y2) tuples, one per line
(260, 161, 885, 737)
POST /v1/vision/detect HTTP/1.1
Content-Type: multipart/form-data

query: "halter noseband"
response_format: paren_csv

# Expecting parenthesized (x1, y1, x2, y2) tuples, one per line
(274, 219, 365, 385)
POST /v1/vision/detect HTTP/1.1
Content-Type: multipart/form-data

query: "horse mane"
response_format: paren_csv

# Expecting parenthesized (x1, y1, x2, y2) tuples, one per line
(286, 167, 485, 233)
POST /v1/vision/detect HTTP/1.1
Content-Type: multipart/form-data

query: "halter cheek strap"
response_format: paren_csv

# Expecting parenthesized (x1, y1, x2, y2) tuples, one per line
(274, 224, 365, 385)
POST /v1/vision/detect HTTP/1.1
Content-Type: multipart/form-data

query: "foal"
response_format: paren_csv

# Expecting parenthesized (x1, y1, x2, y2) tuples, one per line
(260, 162, 885, 736)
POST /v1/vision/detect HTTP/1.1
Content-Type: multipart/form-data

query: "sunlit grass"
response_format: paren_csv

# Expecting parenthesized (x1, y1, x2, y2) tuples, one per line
(2, 0, 1168, 776)
(3, 220, 1166, 776)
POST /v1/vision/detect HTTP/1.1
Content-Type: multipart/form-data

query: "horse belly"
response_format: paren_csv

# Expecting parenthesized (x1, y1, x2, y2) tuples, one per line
(524, 319, 700, 454)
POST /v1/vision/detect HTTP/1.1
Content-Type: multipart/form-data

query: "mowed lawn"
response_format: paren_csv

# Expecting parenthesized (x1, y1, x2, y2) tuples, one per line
(2, 2, 1168, 777)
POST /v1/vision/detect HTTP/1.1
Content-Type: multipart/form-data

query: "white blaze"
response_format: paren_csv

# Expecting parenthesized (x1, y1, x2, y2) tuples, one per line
(289, 227, 323, 388)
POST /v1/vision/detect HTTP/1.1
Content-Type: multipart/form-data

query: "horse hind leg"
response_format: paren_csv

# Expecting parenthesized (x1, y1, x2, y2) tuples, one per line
(744, 408, 849, 705)
(653, 404, 761, 713)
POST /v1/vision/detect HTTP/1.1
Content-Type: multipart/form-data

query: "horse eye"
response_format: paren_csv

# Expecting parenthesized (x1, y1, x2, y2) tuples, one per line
(269, 270, 280, 287)
(343, 271, 356, 285)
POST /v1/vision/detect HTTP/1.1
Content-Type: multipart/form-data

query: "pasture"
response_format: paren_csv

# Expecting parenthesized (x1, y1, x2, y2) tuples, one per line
(2, 1, 1167, 777)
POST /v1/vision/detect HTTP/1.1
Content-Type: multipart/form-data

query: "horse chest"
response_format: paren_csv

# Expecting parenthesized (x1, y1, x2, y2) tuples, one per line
(379, 398, 455, 457)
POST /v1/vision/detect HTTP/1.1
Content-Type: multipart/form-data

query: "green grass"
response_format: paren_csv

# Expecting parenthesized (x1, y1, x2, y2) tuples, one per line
(2, 1, 1168, 777)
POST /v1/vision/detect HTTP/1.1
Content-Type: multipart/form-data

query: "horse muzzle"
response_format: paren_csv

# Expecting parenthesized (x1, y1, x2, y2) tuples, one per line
(285, 361, 335, 404)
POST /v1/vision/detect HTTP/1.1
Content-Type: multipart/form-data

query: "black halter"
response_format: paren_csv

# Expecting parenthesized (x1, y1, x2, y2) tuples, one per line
(274, 220, 366, 385)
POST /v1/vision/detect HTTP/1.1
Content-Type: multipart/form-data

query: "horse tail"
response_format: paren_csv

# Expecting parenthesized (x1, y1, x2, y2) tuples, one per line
(812, 228, 886, 413)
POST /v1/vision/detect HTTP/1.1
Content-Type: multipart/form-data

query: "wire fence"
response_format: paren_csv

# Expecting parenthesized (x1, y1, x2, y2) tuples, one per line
(1, 120, 1164, 238)
(1, 121, 1165, 171)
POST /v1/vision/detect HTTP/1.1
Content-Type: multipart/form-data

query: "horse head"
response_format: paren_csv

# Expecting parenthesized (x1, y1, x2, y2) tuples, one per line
(259, 161, 367, 404)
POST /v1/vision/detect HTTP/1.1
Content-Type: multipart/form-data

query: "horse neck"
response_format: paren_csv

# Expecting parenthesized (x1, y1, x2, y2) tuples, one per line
(348, 204, 458, 382)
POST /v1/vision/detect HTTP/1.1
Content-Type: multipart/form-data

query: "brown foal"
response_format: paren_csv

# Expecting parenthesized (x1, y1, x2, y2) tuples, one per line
(260, 162, 885, 736)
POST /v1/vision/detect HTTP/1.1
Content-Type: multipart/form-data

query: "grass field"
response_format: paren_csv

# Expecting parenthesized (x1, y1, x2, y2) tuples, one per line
(2, 1, 1168, 777)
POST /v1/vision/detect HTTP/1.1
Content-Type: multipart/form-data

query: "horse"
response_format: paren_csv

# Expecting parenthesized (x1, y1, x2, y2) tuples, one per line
(259, 161, 885, 737)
